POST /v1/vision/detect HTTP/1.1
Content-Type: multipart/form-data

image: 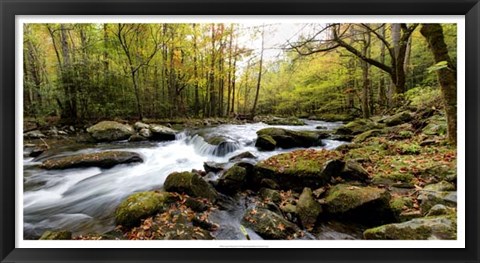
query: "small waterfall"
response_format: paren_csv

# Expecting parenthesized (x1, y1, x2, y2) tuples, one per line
(187, 135, 240, 157)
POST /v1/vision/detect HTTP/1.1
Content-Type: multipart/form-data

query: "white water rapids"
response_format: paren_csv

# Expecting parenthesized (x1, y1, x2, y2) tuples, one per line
(23, 120, 346, 239)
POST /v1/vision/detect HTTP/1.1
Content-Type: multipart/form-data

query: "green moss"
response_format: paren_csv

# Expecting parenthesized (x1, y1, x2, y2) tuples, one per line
(257, 149, 342, 177)
(324, 184, 389, 214)
(115, 191, 172, 228)
(372, 172, 414, 186)
(353, 129, 385, 143)
(390, 196, 413, 214)
(395, 142, 421, 155)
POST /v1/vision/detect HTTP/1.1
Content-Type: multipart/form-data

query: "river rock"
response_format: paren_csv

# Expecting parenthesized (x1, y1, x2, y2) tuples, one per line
(422, 115, 447, 136)
(353, 129, 385, 143)
(41, 151, 143, 169)
(426, 204, 452, 217)
(164, 171, 218, 201)
(149, 124, 177, 141)
(324, 184, 394, 225)
(163, 221, 214, 240)
(255, 128, 321, 150)
(296, 187, 322, 228)
(24, 130, 46, 139)
(115, 191, 174, 228)
(339, 160, 370, 183)
(423, 181, 456, 192)
(216, 165, 247, 194)
(259, 188, 281, 204)
(128, 134, 148, 142)
(86, 121, 134, 142)
(229, 151, 257, 162)
(363, 214, 456, 240)
(382, 111, 413, 127)
(417, 190, 457, 215)
(242, 208, 300, 239)
(334, 119, 380, 136)
(255, 135, 277, 151)
(203, 135, 240, 156)
(253, 149, 344, 191)
(203, 161, 226, 173)
(134, 121, 150, 131)
(139, 128, 152, 138)
(39, 230, 72, 240)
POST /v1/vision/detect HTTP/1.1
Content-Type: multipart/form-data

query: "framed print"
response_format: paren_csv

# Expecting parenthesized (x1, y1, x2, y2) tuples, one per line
(1, 0, 479, 262)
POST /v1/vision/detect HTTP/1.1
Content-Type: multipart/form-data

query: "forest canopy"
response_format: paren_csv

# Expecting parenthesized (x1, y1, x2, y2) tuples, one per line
(23, 23, 457, 122)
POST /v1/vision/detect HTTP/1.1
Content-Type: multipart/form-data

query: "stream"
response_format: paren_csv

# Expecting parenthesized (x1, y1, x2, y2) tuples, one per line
(23, 120, 353, 240)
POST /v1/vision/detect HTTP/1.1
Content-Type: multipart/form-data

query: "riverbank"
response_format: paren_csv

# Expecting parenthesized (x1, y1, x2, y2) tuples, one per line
(24, 110, 457, 241)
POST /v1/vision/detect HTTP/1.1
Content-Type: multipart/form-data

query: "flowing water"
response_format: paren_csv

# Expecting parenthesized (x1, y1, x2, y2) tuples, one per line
(23, 120, 348, 239)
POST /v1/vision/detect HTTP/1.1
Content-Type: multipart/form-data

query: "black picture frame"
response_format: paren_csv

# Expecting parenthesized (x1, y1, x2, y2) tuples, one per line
(1, 0, 479, 262)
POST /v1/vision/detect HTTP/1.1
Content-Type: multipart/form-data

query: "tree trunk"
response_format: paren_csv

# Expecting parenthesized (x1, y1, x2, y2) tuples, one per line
(420, 24, 457, 144)
(379, 25, 387, 108)
(251, 26, 265, 118)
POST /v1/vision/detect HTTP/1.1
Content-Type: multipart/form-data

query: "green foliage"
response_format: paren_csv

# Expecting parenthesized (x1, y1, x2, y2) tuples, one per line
(405, 86, 442, 109)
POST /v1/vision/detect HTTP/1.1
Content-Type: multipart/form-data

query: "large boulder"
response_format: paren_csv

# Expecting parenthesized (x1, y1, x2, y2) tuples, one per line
(296, 188, 322, 228)
(363, 214, 456, 240)
(41, 151, 143, 169)
(382, 111, 413, 127)
(115, 191, 174, 228)
(149, 124, 177, 141)
(255, 135, 277, 151)
(253, 149, 344, 191)
(216, 165, 248, 194)
(164, 171, 218, 201)
(242, 208, 301, 239)
(324, 184, 394, 225)
(334, 119, 380, 136)
(86, 121, 134, 142)
(255, 128, 322, 151)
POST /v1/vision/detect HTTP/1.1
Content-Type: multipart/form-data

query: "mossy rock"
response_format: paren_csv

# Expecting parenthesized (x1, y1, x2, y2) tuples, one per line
(417, 190, 457, 215)
(149, 124, 177, 141)
(296, 187, 322, 228)
(372, 172, 415, 188)
(334, 119, 380, 136)
(324, 184, 394, 225)
(259, 188, 282, 204)
(115, 191, 174, 228)
(353, 129, 385, 143)
(134, 122, 150, 131)
(254, 149, 343, 191)
(382, 111, 413, 127)
(39, 230, 72, 240)
(41, 151, 143, 169)
(363, 214, 457, 240)
(242, 208, 300, 239)
(86, 121, 134, 142)
(418, 164, 457, 183)
(216, 165, 248, 194)
(164, 171, 218, 201)
(255, 128, 321, 150)
(255, 135, 277, 151)
(389, 196, 414, 216)
(423, 181, 456, 192)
